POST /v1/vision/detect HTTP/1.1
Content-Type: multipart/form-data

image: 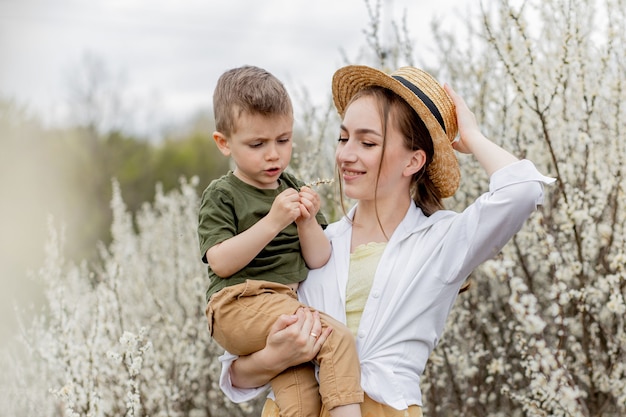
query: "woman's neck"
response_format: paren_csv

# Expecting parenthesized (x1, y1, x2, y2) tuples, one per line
(350, 195, 411, 251)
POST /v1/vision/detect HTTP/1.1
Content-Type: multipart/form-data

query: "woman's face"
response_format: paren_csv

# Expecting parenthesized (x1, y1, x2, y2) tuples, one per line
(336, 95, 418, 202)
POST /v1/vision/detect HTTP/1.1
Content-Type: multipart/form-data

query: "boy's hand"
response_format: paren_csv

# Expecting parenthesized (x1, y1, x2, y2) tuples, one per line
(268, 188, 302, 229)
(295, 186, 320, 225)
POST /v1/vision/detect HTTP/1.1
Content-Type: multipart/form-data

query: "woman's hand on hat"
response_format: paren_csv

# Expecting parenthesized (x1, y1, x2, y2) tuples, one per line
(444, 83, 483, 155)
(444, 83, 519, 175)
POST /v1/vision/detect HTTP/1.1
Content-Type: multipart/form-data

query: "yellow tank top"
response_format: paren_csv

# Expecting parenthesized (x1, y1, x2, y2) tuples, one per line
(345, 242, 387, 337)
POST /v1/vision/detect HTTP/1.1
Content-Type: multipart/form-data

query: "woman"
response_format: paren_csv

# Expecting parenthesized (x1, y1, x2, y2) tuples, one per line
(216, 65, 554, 416)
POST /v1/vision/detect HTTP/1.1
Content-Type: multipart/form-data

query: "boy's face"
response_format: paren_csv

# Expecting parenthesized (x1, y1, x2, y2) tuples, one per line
(214, 112, 293, 189)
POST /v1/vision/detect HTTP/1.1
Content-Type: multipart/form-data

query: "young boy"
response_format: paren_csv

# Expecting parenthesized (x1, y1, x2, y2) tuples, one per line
(198, 66, 362, 417)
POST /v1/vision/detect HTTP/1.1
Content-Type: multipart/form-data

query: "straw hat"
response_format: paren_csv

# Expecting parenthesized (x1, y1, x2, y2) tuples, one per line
(332, 65, 460, 198)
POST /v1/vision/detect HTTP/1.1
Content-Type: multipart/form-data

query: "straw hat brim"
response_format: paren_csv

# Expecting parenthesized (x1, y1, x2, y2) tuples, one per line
(332, 65, 460, 198)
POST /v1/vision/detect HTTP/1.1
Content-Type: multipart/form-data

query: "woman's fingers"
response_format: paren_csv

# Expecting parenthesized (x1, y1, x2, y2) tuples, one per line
(296, 308, 326, 360)
(444, 83, 479, 154)
(313, 324, 333, 352)
(266, 307, 328, 367)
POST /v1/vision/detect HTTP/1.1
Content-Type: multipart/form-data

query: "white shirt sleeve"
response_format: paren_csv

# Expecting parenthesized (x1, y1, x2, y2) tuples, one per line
(218, 351, 270, 403)
(451, 159, 555, 282)
(489, 159, 555, 203)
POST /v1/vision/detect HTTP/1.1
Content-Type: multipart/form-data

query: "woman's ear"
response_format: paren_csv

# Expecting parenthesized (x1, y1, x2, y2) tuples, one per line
(213, 131, 231, 156)
(404, 149, 427, 177)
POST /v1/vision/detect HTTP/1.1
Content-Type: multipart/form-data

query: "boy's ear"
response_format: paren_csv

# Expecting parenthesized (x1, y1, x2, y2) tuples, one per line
(213, 131, 231, 156)
(404, 149, 427, 177)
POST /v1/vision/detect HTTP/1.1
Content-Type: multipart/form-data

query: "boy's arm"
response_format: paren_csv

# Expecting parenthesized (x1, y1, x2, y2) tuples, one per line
(295, 186, 331, 269)
(207, 188, 303, 278)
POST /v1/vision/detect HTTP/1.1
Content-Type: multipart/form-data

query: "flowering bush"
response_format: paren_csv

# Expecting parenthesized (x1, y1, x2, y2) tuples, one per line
(2, 0, 625, 416)
(419, 0, 626, 415)
(1, 180, 263, 416)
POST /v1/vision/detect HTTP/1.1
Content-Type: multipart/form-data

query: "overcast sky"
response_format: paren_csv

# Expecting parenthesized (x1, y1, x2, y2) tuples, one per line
(0, 0, 467, 137)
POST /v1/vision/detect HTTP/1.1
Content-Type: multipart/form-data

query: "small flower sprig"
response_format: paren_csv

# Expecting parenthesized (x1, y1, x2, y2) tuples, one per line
(303, 178, 335, 188)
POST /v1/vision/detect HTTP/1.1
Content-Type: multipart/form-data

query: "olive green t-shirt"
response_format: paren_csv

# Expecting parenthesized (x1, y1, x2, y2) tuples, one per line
(198, 171, 327, 302)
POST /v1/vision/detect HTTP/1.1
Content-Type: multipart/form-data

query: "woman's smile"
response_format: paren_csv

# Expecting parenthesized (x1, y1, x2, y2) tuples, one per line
(341, 168, 366, 180)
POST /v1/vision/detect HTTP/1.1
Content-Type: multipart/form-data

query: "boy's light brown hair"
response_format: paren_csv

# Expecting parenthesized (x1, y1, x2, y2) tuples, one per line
(213, 65, 293, 137)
